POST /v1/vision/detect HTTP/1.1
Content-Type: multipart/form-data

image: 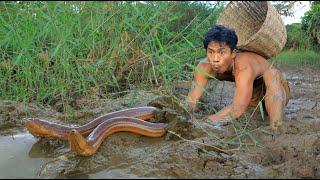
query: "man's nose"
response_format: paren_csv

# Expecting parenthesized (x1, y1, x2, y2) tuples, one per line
(210, 57, 220, 64)
(210, 54, 220, 63)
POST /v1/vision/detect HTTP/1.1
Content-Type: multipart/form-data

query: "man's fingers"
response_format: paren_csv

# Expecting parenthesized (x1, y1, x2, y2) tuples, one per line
(204, 119, 229, 127)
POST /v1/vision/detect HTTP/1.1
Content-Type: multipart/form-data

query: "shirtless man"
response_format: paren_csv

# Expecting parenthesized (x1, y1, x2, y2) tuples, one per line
(187, 25, 290, 130)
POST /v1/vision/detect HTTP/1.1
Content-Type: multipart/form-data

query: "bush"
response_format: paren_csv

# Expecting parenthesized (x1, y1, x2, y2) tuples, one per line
(285, 23, 310, 51)
(301, 2, 320, 51)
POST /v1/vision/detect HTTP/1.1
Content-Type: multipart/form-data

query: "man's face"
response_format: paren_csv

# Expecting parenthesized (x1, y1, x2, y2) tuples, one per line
(206, 41, 236, 74)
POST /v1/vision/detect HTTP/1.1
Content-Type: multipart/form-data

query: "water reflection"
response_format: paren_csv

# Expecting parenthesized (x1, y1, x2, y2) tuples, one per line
(28, 137, 70, 158)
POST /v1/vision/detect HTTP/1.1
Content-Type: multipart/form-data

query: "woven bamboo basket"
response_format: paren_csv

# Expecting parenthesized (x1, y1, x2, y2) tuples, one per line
(217, 1, 287, 59)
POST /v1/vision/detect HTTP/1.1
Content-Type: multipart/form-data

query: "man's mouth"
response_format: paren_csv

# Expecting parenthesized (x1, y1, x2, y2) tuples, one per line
(212, 66, 219, 72)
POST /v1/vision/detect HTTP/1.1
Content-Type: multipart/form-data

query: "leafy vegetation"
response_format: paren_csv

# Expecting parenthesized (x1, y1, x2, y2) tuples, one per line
(301, 1, 320, 51)
(285, 23, 310, 50)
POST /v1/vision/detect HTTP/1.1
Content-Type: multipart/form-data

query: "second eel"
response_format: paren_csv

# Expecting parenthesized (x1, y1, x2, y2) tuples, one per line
(68, 116, 167, 156)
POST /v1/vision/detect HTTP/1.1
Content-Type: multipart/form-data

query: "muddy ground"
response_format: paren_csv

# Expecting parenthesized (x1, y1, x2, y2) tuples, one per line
(0, 66, 319, 178)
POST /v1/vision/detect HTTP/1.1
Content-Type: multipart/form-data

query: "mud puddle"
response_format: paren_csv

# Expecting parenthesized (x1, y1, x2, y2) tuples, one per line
(0, 66, 320, 178)
(0, 131, 43, 178)
(0, 128, 70, 178)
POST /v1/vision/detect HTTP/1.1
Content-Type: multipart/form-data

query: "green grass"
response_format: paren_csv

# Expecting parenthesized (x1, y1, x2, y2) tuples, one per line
(272, 50, 320, 67)
(0, 1, 224, 112)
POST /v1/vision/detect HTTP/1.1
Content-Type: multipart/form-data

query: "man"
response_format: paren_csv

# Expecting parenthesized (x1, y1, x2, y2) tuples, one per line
(187, 25, 290, 130)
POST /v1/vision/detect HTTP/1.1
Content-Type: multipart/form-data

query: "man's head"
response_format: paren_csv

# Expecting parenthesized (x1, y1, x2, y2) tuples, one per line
(203, 25, 238, 74)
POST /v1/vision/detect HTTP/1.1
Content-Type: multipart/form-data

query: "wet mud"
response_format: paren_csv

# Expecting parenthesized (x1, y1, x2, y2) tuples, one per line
(0, 66, 319, 178)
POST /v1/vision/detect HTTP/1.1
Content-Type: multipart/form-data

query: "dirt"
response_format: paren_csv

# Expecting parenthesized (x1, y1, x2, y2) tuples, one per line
(0, 66, 319, 178)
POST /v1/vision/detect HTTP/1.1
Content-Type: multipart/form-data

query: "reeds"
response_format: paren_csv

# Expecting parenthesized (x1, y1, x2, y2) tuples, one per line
(0, 1, 224, 112)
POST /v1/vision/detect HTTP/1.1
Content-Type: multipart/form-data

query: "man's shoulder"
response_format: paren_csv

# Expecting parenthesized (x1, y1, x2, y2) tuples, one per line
(234, 53, 256, 75)
(196, 58, 214, 75)
(236, 51, 267, 61)
(198, 57, 210, 68)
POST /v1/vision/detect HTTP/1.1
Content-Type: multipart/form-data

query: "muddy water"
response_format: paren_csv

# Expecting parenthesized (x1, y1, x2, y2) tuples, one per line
(0, 132, 42, 178)
(0, 128, 71, 178)
(0, 67, 320, 178)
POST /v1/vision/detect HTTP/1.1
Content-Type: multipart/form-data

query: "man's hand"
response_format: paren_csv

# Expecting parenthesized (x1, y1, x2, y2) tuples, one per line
(187, 99, 197, 111)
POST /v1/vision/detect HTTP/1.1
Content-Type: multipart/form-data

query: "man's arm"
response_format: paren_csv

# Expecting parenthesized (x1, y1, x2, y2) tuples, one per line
(187, 62, 212, 110)
(206, 65, 254, 121)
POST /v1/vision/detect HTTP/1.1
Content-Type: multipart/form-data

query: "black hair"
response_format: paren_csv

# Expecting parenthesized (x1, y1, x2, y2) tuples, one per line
(203, 24, 238, 51)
